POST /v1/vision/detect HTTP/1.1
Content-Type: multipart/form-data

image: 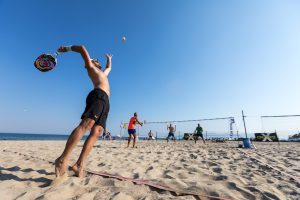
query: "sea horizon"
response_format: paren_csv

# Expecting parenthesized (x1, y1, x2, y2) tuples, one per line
(0, 132, 290, 141)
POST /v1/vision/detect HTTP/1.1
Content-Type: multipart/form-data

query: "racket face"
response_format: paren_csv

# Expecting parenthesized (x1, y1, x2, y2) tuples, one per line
(34, 54, 57, 72)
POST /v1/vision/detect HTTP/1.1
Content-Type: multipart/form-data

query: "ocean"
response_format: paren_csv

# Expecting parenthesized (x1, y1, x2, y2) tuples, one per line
(0, 132, 160, 141)
(0, 132, 289, 141)
(0, 133, 83, 141)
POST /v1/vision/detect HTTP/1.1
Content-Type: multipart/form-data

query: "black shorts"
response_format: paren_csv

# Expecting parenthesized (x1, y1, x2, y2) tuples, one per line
(81, 89, 110, 128)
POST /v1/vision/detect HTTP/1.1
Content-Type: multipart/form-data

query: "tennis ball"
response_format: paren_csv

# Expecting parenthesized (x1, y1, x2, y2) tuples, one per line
(122, 37, 126, 41)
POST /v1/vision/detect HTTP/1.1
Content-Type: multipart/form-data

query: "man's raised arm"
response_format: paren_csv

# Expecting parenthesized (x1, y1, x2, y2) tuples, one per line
(57, 45, 92, 68)
(104, 54, 113, 76)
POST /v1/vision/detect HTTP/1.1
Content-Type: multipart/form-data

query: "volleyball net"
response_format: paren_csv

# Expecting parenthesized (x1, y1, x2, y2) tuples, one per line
(261, 115, 300, 139)
(115, 114, 300, 142)
(118, 117, 236, 140)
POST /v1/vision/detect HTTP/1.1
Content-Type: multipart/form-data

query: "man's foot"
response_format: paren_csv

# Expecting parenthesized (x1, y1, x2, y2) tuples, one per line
(72, 163, 84, 178)
(55, 157, 67, 177)
(132, 146, 137, 148)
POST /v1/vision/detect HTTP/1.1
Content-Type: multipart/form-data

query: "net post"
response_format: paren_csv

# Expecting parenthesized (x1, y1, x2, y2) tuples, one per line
(120, 121, 123, 147)
(156, 132, 157, 143)
(179, 131, 180, 144)
(276, 130, 280, 145)
(206, 131, 207, 141)
(242, 110, 248, 138)
(261, 116, 264, 133)
(237, 131, 239, 144)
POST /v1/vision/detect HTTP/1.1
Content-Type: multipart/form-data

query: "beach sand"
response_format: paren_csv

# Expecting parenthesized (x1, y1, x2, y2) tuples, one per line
(0, 140, 300, 200)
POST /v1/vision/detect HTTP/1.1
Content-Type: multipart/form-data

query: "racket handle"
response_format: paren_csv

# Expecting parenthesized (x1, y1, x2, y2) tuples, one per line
(45, 52, 60, 56)
(51, 52, 60, 56)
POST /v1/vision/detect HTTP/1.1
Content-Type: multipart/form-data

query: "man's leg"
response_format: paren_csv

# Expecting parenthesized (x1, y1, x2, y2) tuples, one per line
(167, 135, 169, 143)
(55, 117, 95, 177)
(72, 124, 103, 178)
(195, 136, 197, 144)
(201, 135, 206, 144)
(127, 134, 132, 147)
(174, 135, 176, 143)
(132, 133, 137, 148)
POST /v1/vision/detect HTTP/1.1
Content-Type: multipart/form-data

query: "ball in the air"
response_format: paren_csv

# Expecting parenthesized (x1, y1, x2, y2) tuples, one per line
(122, 37, 126, 41)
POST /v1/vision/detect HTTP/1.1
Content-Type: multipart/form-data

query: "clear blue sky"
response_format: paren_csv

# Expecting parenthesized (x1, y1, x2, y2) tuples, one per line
(0, 0, 299, 138)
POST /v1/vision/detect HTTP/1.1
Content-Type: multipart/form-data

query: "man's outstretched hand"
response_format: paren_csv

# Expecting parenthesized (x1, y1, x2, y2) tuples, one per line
(57, 46, 67, 53)
(105, 54, 113, 59)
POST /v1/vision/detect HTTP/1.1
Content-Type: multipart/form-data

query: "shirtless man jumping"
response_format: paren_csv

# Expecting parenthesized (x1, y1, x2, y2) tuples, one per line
(167, 124, 176, 143)
(55, 45, 113, 178)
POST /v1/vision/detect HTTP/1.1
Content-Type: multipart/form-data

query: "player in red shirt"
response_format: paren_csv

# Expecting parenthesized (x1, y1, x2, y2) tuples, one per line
(128, 112, 144, 148)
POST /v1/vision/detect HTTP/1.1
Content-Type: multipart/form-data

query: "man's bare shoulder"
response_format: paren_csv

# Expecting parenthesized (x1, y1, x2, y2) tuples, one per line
(87, 66, 105, 75)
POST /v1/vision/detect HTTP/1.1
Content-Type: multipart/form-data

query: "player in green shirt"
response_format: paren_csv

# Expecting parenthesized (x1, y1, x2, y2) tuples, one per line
(195, 124, 206, 144)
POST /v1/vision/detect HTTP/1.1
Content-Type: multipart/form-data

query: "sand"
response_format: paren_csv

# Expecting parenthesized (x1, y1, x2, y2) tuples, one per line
(0, 140, 300, 200)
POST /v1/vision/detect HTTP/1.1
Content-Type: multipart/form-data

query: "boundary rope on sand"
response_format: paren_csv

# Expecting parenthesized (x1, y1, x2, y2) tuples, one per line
(230, 146, 300, 183)
(0, 148, 231, 200)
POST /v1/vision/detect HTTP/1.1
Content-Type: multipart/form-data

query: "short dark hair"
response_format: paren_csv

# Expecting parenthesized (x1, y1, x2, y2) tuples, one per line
(134, 112, 137, 116)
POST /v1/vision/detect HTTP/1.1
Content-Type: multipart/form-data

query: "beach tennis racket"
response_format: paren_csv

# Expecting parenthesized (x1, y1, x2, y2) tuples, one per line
(34, 52, 60, 72)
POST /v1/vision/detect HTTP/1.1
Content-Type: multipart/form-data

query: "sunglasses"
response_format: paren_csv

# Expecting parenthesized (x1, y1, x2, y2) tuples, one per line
(91, 58, 98, 63)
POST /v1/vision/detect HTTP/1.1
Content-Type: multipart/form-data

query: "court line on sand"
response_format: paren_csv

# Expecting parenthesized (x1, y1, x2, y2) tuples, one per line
(0, 148, 231, 200)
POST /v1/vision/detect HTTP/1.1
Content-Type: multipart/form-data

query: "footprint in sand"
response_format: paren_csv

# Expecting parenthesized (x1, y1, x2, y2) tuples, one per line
(50, 172, 69, 185)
